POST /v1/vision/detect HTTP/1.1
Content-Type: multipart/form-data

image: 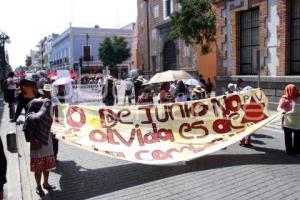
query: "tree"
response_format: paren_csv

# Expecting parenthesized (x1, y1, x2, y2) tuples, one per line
(99, 36, 131, 77)
(170, 0, 216, 54)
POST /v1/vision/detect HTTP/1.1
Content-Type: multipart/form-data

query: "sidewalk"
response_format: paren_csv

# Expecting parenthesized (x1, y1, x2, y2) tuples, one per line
(0, 94, 22, 200)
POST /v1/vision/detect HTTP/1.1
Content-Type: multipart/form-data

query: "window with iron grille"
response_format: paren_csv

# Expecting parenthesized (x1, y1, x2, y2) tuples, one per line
(239, 8, 259, 75)
(291, 0, 300, 74)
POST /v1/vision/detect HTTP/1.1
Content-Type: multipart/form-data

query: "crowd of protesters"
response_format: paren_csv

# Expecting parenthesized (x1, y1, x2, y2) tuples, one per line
(1, 71, 300, 198)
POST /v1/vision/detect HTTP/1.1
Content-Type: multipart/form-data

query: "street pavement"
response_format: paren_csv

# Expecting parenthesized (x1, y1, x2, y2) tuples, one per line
(1, 94, 300, 200)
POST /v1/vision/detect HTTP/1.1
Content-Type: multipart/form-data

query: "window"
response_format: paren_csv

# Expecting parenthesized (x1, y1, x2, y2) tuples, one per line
(83, 46, 91, 61)
(239, 8, 259, 75)
(291, 0, 300, 74)
(153, 5, 160, 18)
(152, 29, 158, 41)
(164, 0, 173, 19)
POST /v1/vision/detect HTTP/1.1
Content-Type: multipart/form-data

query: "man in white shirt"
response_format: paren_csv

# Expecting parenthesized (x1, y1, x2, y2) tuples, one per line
(4, 72, 16, 119)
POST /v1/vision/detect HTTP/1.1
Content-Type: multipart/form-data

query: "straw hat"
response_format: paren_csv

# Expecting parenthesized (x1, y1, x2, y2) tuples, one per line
(43, 84, 52, 92)
(193, 86, 205, 93)
(137, 75, 144, 81)
(106, 75, 114, 81)
(227, 83, 235, 91)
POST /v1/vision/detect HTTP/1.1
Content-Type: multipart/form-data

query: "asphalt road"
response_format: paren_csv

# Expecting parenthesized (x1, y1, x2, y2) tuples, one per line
(1, 93, 300, 200)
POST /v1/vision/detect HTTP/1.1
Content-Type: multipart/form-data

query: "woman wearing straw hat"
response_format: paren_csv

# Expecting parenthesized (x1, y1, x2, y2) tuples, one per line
(42, 84, 59, 162)
(193, 86, 206, 100)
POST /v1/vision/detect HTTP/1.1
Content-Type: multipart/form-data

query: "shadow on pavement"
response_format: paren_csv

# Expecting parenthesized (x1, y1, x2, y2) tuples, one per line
(48, 146, 300, 200)
(252, 133, 274, 139)
(251, 139, 266, 145)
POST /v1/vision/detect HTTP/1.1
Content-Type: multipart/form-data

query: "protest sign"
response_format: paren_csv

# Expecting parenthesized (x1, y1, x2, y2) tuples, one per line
(51, 89, 279, 165)
(72, 84, 103, 104)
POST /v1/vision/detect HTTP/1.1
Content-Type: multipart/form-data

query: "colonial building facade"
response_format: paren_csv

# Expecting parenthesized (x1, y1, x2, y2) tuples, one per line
(137, 0, 198, 78)
(214, 0, 300, 109)
(51, 25, 134, 77)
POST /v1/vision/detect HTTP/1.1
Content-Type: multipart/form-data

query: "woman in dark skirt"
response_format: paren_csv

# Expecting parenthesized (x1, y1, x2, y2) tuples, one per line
(24, 97, 56, 196)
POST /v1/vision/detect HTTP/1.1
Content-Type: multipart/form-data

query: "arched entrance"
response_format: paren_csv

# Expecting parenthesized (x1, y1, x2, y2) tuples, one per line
(163, 40, 177, 70)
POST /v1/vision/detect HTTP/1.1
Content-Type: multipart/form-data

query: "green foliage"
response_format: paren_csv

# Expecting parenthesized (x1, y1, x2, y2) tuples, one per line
(170, 0, 216, 54)
(98, 36, 131, 71)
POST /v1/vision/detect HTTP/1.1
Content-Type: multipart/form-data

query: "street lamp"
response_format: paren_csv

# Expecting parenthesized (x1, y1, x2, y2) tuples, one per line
(0, 31, 10, 80)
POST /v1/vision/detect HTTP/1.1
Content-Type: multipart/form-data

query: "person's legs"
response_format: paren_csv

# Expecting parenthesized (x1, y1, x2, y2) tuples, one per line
(283, 127, 294, 154)
(293, 129, 300, 154)
(128, 94, 132, 104)
(42, 170, 55, 190)
(13, 100, 25, 121)
(245, 135, 252, 145)
(8, 102, 15, 120)
(52, 137, 59, 161)
(34, 172, 42, 189)
(239, 138, 246, 146)
(43, 171, 49, 186)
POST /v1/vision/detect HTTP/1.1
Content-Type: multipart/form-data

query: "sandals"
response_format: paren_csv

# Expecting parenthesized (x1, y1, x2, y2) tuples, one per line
(36, 187, 45, 196)
(43, 184, 56, 190)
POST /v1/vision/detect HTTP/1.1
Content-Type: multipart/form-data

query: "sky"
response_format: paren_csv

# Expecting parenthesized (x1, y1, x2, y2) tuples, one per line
(0, 0, 137, 68)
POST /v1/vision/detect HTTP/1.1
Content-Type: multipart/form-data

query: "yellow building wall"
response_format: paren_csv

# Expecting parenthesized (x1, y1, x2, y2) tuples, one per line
(196, 43, 217, 86)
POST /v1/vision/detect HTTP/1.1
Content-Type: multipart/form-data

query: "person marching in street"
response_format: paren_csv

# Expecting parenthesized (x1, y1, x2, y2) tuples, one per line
(226, 83, 236, 95)
(198, 74, 206, 86)
(159, 82, 174, 104)
(134, 76, 144, 104)
(42, 84, 59, 162)
(0, 137, 7, 200)
(137, 87, 154, 105)
(3, 72, 16, 119)
(240, 86, 254, 147)
(125, 78, 133, 105)
(231, 78, 253, 147)
(205, 78, 213, 98)
(11, 75, 38, 122)
(175, 80, 188, 103)
(278, 84, 300, 155)
(193, 86, 206, 100)
(234, 78, 244, 92)
(102, 75, 118, 106)
(23, 88, 56, 196)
